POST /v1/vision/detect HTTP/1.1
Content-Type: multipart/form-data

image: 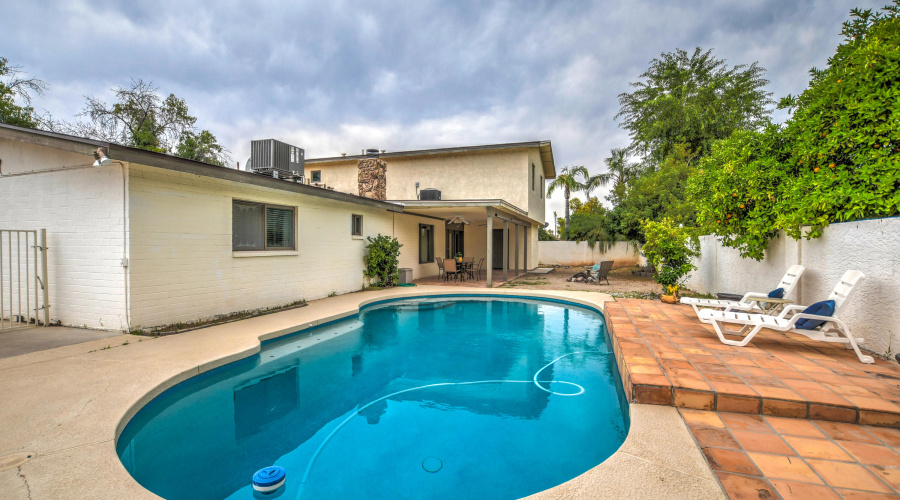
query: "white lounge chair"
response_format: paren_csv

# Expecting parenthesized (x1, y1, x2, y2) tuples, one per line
(682, 265, 805, 323)
(698, 270, 873, 364)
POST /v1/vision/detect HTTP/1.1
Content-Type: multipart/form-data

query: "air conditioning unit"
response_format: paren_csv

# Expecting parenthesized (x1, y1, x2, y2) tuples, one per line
(419, 188, 441, 201)
(250, 139, 305, 178)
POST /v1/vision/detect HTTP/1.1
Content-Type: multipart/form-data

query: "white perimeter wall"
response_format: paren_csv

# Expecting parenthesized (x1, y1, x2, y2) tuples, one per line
(537, 241, 644, 268)
(0, 139, 128, 330)
(685, 217, 900, 357)
(128, 165, 442, 328)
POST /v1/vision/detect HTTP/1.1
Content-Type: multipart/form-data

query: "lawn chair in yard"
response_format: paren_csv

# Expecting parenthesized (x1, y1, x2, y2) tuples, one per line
(698, 270, 873, 364)
(586, 261, 614, 285)
(682, 265, 805, 323)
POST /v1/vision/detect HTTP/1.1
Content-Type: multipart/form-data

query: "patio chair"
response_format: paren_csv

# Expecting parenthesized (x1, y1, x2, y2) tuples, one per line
(470, 258, 485, 280)
(682, 265, 805, 322)
(586, 261, 614, 285)
(698, 270, 873, 364)
(444, 259, 460, 282)
(463, 256, 474, 278)
(436, 257, 445, 280)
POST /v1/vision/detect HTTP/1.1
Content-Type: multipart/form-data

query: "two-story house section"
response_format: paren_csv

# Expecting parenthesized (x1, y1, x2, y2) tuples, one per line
(304, 141, 556, 286)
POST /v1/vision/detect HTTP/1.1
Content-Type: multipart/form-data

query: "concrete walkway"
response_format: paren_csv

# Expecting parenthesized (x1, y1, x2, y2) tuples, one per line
(0, 287, 724, 499)
(0, 326, 122, 359)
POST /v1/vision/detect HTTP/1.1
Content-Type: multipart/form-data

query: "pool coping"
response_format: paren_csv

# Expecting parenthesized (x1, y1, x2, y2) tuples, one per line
(0, 287, 725, 499)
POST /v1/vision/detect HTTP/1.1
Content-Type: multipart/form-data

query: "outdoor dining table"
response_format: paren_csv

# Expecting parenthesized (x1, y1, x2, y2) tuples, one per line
(452, 259, 473, 279)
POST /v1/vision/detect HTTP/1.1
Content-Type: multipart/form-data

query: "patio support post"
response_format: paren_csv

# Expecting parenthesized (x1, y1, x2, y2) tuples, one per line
(503, 220, 509, 282)
(514, 224, 519, 276)
(486, 209, 493, 287)
(524, 226, 528, 271)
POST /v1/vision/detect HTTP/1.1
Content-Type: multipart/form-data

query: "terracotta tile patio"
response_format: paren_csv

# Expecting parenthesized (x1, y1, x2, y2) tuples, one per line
(681, 409, 900, 499)
(607, 299, 900, 427)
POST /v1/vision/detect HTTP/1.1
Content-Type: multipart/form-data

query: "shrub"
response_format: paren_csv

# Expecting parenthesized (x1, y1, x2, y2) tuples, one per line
(363, 234, 402, 287)
(689, 2, 900, 259)
(640, 218, 699, 294)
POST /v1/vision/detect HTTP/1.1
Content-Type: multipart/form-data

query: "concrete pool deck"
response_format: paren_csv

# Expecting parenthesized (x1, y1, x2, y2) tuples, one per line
(0, 287, 724, 499)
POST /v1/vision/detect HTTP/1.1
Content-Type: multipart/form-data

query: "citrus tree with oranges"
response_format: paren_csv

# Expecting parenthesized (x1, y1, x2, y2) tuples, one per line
(689, 2, 900, 259)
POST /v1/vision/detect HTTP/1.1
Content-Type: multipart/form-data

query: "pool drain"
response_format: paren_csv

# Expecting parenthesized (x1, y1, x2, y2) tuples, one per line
(422, 457, 443, 473)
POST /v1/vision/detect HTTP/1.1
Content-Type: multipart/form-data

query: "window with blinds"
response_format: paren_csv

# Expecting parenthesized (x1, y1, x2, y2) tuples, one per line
(266, 207, 294, 248)
(232, 200, 296, 251)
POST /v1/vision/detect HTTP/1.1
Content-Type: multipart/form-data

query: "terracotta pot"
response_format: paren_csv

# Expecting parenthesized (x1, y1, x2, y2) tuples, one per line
(660, 294, 679, 304)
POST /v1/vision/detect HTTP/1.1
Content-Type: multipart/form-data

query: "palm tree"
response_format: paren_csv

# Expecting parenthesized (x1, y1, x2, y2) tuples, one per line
(547, 165, 589, 240)
(585, 148, 637, 203)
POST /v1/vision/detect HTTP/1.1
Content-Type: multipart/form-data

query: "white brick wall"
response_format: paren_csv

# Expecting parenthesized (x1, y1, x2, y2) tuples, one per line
(127, 164, 443, 328)
(0, 139, 127, 330)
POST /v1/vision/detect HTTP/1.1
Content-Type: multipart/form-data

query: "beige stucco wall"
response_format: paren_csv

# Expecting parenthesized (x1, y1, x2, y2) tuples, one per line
(526, 150, 547, 225)
(392, 213, 446, 282)
(0, 139, 128, 330)
(310, 148, 539, 218)
(127, 165, 443, 328)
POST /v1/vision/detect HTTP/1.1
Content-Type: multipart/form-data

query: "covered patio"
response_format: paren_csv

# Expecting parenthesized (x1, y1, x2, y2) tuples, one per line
(400, 200, 539, 287)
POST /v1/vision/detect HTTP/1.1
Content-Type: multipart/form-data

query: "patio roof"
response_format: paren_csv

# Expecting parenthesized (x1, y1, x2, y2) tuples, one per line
(395, 199, 537, 227)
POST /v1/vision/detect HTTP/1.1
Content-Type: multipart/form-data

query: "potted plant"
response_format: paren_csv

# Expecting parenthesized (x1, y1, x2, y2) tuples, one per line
(640, 218, 699, 303)
(455, 252, 463, 264)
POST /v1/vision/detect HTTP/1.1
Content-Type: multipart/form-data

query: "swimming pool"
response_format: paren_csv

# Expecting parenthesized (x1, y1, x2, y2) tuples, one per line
(116, 296, 629, 499)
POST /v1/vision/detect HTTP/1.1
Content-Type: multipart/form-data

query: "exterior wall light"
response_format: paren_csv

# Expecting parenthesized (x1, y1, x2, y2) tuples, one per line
(93, 147, 111, 167)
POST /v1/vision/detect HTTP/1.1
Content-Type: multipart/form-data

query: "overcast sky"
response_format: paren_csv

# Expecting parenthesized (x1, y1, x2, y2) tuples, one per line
(2, 0, 884, 218)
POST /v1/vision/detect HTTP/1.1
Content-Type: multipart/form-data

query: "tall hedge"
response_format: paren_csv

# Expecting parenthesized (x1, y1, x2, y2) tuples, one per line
(690, 2, 900, 259)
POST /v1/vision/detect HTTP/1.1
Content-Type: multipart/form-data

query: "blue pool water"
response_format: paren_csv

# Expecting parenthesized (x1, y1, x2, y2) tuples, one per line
(117, 296, 629, 499)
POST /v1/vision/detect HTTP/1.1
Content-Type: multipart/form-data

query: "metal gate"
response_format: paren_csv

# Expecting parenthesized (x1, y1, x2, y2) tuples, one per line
(0, 229, 50, 330)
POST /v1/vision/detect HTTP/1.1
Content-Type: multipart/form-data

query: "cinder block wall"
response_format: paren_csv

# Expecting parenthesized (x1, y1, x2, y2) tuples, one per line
(0, 139, 128, 330)
(685, 217, 900, 357)
(536, 241, 643, 268)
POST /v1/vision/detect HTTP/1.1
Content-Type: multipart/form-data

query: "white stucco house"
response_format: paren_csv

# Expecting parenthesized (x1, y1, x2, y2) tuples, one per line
(0, 123, 556, 331)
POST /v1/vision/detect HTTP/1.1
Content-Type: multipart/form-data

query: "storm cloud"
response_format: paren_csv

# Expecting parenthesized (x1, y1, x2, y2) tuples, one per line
(2, 0, 883, 215)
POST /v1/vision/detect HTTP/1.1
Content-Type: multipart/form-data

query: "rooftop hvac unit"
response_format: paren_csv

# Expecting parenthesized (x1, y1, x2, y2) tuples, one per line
(419, 188, 441, 201)
(250, 139, 305, 178)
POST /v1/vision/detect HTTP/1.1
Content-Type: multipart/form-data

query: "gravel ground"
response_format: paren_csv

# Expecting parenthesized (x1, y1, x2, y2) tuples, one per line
(499, 266, 690, 298)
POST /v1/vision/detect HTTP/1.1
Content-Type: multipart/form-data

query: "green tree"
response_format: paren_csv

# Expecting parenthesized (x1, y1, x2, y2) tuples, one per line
(608, 145, 698, 242)
(538, 226, 557, 241)
(572, 196, 606, 216)
(688, 125, 789, 259)
(689, 2, 900, 259)
(586, 148, 639, 205)
(71, 79, 230, 165)
(640, 218, 699, 294)
(775, 2, 900, 239)
(176, 130, 227, 166)
(616, 48, 773, 165)
(0, 57, 47, 129)
(546, 165, 590, 240)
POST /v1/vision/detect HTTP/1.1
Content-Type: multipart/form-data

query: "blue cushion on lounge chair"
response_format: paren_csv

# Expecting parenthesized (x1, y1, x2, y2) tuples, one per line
(767, 288, 785, 299)
(794, 300, 835, 330)
(592, 264, 600, 271)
